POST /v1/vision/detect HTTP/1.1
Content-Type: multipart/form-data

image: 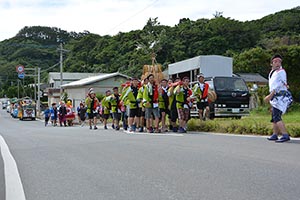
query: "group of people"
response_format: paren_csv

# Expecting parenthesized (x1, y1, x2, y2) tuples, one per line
(44, 101, 70, 127)
(42, 54, 292, 142)
(72, 73, 210, 133)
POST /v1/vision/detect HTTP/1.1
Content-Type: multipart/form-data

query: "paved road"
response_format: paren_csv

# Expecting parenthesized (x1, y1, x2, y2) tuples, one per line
(0, 109, 300, 200)
(0, 144, 4, 200)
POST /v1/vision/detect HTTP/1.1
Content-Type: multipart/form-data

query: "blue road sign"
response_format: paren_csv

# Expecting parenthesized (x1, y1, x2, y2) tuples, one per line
(18, 73, 25, 79)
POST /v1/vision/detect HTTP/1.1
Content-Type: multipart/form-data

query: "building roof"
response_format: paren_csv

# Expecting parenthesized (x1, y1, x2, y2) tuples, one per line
(235, 73, 268, 83)
(61, 72, 129, 88)
(49, 72, 103, 81)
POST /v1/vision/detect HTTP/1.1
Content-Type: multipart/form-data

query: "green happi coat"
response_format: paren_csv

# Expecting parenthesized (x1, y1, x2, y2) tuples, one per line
(137, 86, 145, 108)
(101, 96, 111, 115)
(175, 85, 192, 109)
(159, 87, 169, 110)
(121, 86, 138, 109)
(109, 93, 121, 113)
(192, 83, 202, 102)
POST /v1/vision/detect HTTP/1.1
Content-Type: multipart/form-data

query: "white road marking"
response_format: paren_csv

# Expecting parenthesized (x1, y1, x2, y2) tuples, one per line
(0, 135, 26, 200)
(202, 132, 300, 140)
(123, 130, 184, 137)
(36, 118, 300, 140)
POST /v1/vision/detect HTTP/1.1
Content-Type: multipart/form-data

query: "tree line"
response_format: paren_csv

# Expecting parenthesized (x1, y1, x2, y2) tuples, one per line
(0, 7, 299, 99)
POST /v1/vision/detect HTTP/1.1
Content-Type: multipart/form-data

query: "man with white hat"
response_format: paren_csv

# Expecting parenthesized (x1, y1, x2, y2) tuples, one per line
(264, 54, 292, 143)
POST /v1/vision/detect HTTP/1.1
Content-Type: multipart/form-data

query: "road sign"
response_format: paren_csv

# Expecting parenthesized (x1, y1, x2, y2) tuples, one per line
(18, 73, 25, 79)
(16, 65, 25, 73)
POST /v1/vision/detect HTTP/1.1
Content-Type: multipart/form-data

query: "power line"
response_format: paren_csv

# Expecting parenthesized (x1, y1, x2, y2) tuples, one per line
(4, 43, 57, 49)
(41, 62, 60, 73)
(106, 0, 159, 34)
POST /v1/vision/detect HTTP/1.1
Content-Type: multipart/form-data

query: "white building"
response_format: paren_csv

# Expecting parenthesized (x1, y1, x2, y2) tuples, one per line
(47, 72, 102, 106)
(48, 72, 101, 88)
(60, 72, 129, 108)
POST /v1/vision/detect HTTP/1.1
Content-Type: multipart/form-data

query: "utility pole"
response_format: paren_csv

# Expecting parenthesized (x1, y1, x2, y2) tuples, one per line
(59, 42, 63, 98)
(34, 67, 37, 102)
(25, 67, 41, 115)
(17, 80, 20, 99)
(58, 42, 69, 99)
(23, 78, 25, 97)
(37, 67, 41, 115)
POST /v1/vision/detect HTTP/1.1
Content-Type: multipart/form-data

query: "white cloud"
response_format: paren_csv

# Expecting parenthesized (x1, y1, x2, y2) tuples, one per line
(0, 0, 299, 41)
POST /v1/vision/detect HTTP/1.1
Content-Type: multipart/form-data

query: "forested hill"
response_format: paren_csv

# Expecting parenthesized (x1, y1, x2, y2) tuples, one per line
(0, 7, 300, 98)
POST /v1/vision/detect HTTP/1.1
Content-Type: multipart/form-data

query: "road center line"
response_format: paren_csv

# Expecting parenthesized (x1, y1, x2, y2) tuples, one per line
(0, 135, 26, 200)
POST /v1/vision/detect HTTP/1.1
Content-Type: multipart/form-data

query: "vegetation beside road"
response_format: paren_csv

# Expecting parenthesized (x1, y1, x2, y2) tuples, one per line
(1, 7, 300, 100)
(187, 103, 300, 137)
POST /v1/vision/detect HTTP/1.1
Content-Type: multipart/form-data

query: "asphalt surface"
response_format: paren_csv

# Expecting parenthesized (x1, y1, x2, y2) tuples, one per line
(0, 109, 300, 200)
(0, 144, 5, 200)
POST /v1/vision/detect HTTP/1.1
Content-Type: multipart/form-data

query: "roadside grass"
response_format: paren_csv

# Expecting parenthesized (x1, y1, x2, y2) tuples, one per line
(187, 103, 300, 137)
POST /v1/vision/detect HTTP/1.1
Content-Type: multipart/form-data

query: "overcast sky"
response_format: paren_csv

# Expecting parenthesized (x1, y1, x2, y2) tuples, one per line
(0, 0, 299, 41)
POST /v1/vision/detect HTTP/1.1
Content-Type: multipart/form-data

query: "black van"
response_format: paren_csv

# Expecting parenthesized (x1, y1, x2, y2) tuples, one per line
(208, 76, 250, 119)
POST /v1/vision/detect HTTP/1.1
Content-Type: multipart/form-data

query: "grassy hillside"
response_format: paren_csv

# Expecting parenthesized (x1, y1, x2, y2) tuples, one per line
(0, 7, 300, 98)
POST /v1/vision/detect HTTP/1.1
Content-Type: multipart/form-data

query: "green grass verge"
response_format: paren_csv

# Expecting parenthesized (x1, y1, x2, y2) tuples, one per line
(187, 103, 300, 137)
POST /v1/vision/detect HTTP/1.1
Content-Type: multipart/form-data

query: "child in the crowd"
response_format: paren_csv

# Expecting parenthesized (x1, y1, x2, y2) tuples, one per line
(58, 101, 67, 127)
(78, 102, 87, 127)
(44, 105, 51, 126)
(76, 103, 82, 124)
(50, 103, 58, 126)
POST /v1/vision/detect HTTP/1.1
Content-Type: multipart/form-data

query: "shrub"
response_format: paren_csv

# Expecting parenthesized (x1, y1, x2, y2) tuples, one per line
(188, 109, 298, 138)
(187, 119, 219, 132)
(187, 118, 199, 131)
(224, 121, 239, 134)
(251, 121, 272, 135)
(288, 126, 300, 138)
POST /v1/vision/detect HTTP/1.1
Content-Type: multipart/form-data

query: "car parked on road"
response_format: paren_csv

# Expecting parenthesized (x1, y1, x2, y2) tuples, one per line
(18, 97, 36, 120)
(2, 99, 9, 109)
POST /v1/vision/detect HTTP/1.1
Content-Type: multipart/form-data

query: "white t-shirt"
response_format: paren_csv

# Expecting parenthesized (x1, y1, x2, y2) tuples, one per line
(268, 66, 287, 93)
(199, 83, 205, 91)
(268, 66, 290, 113)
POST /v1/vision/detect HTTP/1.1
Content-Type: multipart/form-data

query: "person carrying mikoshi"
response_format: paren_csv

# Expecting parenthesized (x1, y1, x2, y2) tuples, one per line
(109, 87, 122, 131)
(120, 79, 132, 131)
(85, 90, 100, 130)
(120, 77, 140, 132)
(143, 74, 160, 133)
(175, 77, 192, 133)
(136, 77, 149, 132)
(168, 77, 181, 132)
(192, 73, 210, 120)
(158, 79, 170, 132)
(101, 90, 112, 130)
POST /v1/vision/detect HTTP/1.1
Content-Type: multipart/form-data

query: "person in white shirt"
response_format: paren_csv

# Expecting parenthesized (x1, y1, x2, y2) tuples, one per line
(264, 54, 292, 143)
